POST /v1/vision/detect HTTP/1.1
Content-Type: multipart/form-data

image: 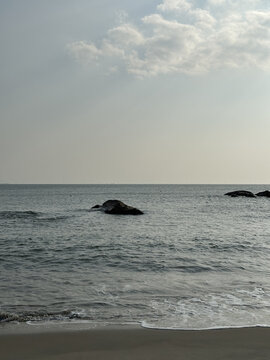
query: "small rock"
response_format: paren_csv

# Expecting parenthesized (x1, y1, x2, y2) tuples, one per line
(225, 190, 256, 198)
(256, 190, 270, 198)
(91, 200, 143, 215)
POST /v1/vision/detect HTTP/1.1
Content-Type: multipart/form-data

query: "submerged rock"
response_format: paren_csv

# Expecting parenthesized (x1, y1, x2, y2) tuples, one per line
(91, 204, 101, 209)
(225, 190, 256, 198)
(91, 200, 143, 215)
(256, 190, 270, 198)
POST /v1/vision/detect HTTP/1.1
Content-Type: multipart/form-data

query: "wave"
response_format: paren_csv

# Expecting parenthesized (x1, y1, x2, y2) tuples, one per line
(73, 208, 92, 213)
(37, 215, 72, 222)
(171, 265, 213, 272)
(0, 210, 73, 222)
(0, 210, 40, 219)
(0, 310, 88, 323)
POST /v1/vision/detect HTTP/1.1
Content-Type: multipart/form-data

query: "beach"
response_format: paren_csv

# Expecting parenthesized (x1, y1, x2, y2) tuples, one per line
(1, 326, 270, 360)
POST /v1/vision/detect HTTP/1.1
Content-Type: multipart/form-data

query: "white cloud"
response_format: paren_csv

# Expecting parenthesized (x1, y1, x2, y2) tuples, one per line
(108, 24, 145, 46)
(68, 41, 101, 64)
(157, 0, 192, 12)
(207, 0, 226, 5)
(68, 0, 270, 77)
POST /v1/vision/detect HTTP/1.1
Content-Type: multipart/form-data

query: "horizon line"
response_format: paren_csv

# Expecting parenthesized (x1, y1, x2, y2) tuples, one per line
(1, 183, 270, 186)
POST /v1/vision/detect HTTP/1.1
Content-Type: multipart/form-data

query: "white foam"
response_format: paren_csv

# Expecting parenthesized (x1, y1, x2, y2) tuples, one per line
(141, 321, 270, 331)
(26, 319, 96, 326)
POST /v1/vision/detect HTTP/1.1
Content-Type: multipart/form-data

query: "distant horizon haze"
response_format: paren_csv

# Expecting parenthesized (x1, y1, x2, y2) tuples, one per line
(1, 183, 270, 186)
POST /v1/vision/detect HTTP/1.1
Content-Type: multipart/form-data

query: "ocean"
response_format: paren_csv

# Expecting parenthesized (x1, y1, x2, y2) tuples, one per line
(1, 184, 270, 330)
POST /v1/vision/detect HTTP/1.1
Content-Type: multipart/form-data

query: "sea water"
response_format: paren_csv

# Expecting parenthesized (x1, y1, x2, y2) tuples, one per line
(1, 184, 270, 330)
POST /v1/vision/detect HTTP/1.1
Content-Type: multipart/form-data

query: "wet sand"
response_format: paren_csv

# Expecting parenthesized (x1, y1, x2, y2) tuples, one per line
(1, 326, 270, 360)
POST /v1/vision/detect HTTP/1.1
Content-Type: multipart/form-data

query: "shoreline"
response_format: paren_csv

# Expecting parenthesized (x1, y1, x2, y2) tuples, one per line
(1, 325, 270, 360)
(1, 320, 270, 334)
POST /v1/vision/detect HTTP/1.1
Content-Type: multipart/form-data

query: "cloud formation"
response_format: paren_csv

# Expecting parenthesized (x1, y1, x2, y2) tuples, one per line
(68, 0, 270, 77)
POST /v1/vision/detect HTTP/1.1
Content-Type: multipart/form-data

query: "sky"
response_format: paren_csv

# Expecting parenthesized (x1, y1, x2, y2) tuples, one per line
(1, 0, 270, 184)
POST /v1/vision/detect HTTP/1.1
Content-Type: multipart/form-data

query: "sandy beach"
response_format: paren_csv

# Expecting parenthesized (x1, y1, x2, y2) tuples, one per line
(1, 326, 270, 360)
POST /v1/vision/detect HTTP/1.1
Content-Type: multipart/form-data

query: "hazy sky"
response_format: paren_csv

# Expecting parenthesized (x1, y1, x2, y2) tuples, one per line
(1, 0, 270, 184)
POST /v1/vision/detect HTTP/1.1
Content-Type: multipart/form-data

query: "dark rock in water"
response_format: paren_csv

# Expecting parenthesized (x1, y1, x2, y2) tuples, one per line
(225, 190, 256, 198)
(91, 200, 143, 215)
(256, 190, 270, 197)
